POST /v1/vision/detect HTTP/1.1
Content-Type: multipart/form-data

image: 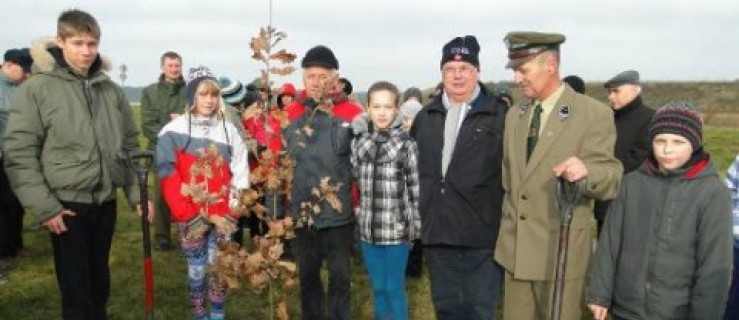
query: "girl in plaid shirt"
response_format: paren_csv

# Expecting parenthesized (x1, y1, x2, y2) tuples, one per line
(351, 81, 420, 320)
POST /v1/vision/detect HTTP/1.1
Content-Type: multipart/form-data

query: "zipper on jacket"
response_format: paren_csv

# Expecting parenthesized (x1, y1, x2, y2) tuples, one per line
(83, 78, 105, 202)
(370, 146, 379, 244)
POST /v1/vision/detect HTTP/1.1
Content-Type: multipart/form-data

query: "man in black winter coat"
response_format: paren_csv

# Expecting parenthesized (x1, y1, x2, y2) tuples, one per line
(410, 35, 507, 320)
(594, 70, 654, 234)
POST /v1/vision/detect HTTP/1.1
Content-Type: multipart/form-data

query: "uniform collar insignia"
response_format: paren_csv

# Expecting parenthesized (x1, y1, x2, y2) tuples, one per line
(518, 101, 532, 116)
(558, 105, 571, 119)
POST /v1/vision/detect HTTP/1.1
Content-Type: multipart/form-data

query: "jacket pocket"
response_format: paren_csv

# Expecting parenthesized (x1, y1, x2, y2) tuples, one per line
(474, 126, 502, 151)
(331, 120, 352, 156)
(42, 151, 99, 191)
(104, 150, 129, 186)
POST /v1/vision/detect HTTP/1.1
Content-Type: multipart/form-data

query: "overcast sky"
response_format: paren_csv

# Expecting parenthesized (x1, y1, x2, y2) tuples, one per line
(3, 0, 738, 91)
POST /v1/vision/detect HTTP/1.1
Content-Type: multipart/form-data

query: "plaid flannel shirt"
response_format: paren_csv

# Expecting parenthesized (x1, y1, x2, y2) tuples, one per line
(351, 125, 420, 245)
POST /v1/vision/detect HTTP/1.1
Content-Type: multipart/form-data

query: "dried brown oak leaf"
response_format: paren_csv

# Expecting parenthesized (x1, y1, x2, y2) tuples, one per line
(240, 189, 262, 206)
(268, 49, 296, 63)
(325, 193, 342, 212)
(275, 301, 289, 320)
(269, 66, 296, 76)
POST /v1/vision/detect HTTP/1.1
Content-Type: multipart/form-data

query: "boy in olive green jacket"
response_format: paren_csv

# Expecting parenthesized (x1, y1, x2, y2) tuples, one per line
(2, 9, 151, 319)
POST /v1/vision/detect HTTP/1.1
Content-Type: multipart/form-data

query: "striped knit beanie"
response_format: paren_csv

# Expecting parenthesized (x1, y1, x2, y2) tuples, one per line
(219, 77, 247, 106)
(648, 100, 703, 150)
(186, 66, 216, 107)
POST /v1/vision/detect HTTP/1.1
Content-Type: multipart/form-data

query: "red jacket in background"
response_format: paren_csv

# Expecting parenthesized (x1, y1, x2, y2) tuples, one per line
(285, 90, 363, 122)
(243, 109, 284, 154)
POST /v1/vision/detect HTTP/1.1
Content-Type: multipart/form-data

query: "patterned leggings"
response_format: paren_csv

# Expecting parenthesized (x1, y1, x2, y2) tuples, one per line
(178, 227, 227, 320)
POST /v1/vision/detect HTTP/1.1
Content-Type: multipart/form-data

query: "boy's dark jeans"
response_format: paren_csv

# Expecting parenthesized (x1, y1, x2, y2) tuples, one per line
(293, 223, 353, 320)
(51, 200, 117, 320)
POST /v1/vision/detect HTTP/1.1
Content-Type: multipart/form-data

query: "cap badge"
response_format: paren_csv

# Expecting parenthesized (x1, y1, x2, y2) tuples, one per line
(519, 102, 531, 116)
(558, 105, 571, 119)
(450, 47, 470, 55)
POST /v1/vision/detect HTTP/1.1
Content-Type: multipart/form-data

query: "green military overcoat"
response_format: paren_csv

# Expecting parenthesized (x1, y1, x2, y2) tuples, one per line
(495, 85, 623, 281)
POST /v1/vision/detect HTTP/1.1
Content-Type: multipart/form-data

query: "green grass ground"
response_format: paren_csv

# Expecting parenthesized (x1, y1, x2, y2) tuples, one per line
(0, 105, 735, 319)
(0, 197, 435, 319)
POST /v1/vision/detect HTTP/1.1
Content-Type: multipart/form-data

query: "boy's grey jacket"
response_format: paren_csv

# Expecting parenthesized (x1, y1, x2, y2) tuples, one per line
(3, 38, 141, 222)
(351, 116, 420, 245)
(587, 156, 733, 320)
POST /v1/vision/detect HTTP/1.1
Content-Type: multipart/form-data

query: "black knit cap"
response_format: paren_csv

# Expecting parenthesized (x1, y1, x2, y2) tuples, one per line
(4, 48, 33, 73)
(440, 35, 480, 69)
(563, 75, 585, 94)
(242, 89, 260, 108)
(338, 77, 352, 95)
(649, 100, 703, 150)
(301, 45, 339, 70)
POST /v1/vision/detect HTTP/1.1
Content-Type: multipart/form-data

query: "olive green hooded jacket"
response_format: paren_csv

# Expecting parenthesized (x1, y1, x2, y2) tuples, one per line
(3, 38, 141, 222)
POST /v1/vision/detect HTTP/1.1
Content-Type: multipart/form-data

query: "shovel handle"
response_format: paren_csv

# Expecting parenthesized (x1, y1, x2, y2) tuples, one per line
(130, 150, 154, 168)
(128, 149, 156, 316)
(551, 177, 583, 320)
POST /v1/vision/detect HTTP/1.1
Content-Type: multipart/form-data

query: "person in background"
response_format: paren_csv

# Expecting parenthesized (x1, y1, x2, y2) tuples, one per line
(219, 77, 264, 247)
(492, 83, 514, 108)
(3, 9, 151, 319)
(400, 87, 423, 132)
(725, 153, 739, 320)
(0, 47, 33, 280)
(563, 74, 585, 94)
(156, 66, 249, 320)
(338, 77, 353, 96)
(428, 82, 443, 100)
(411, 35, 507, 319)
(276, 82, 296, 109)
(237, 79, 289, 253)
(283, 45, 363, 320)
(397, 86, 425, 278)
(587, 101, 732, 320)
(141, 50, 187, 251)
(351, 81, 420, 320)
(217, 77, 249, 135)
(495, 31, 622, 320)
(593, 70, 654, 235)
(253, 80, 272, 106)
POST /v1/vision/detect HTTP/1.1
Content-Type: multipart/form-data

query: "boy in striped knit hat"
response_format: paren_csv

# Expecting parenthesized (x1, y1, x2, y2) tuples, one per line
(587, 101, 733, 320)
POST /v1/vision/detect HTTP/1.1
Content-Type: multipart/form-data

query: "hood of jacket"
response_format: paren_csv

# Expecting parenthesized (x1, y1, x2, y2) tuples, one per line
(30, 37, 112, 79)
(354, 114, 408, 163)
(641, 149, 716, 180)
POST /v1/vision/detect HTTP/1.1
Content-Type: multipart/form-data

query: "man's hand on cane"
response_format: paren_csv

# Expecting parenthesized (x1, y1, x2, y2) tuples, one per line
(553, 156, 588, 182)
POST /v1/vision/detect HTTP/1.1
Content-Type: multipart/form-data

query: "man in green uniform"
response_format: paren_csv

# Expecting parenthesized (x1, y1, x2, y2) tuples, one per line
(140, 51, 186, 250)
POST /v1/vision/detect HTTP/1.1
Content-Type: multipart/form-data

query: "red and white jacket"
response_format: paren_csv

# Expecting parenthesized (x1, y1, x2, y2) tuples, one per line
(156, 113, 249, 222)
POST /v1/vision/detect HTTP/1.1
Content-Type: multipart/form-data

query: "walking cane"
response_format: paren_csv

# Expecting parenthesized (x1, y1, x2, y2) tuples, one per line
(550, 177, 583, 320)
(129, 150, 155, 319)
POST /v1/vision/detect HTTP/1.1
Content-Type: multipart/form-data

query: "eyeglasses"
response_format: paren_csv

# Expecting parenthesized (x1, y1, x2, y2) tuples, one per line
(442, 65, 476, 76)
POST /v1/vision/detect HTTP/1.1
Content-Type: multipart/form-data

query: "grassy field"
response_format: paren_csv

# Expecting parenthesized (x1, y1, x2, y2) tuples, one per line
(0, 105, 736, 319)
